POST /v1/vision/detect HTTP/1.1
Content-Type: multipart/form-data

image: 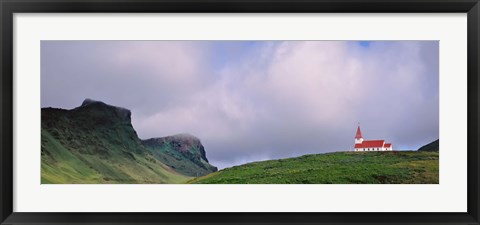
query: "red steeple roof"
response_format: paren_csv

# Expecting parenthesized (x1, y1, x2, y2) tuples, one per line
(355, 125, 363, 139)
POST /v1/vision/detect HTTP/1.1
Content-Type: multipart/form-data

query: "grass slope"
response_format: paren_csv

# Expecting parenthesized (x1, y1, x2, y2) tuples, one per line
(190, 151, 439, 184)
(41, 128, 190, 184)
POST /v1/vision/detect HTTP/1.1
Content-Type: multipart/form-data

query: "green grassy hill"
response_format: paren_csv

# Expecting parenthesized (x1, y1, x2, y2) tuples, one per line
(189, 151, 439, 184)
(41, 99, 216, 184)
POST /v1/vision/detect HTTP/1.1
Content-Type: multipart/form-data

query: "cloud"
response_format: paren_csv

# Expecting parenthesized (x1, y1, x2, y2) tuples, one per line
(41, 41, 211, 116)
(42, 41, 439, 169)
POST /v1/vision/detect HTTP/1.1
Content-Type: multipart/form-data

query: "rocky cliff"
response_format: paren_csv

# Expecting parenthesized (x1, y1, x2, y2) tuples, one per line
(41, 99, 217, 184)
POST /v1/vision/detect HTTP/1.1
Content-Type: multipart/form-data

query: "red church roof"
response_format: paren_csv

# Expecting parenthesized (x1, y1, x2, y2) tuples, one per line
(384, 143, 392, 148)
(355, 140, 385, 148)
(355, 126, 362, 138)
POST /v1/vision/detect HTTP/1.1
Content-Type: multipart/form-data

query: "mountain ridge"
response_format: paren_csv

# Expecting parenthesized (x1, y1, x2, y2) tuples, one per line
(418, 139, 439, 152)
(41, 98, 217, 184)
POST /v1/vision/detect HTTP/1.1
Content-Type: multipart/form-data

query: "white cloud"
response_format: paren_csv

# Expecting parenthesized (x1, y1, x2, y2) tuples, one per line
(42, 41, 439, 169)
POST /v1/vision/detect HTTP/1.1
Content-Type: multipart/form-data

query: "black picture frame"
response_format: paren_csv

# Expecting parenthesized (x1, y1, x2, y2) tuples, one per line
(1, 0, 479, 224)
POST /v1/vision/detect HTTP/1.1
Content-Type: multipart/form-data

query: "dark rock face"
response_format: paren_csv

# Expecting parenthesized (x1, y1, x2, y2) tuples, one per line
(142, 134, 218, 177)
(42, 99, 143, 156)
(418, 139, 439, 152)
(81, 98, 98, 107)
(143, 133, 209, 162)
(78, 98, 132, 124)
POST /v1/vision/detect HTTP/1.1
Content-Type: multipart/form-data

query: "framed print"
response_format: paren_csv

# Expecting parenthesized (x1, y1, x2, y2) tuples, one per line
(1, 0, 479, 224)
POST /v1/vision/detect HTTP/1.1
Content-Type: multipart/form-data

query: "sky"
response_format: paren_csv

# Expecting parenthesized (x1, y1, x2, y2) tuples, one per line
(41, 41, 439, 169)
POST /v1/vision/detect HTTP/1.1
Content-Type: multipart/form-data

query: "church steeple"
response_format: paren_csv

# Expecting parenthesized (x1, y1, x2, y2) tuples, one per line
(355, 124, 362, 139)
(354, 123, 364, 144)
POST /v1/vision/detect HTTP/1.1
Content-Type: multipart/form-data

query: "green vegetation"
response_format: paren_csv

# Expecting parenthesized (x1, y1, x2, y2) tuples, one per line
(189, 151, 439, 184)
(41, 99, 215, 184)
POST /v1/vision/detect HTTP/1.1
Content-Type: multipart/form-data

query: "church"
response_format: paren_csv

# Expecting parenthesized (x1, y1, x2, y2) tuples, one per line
(354, 125, 393, 151)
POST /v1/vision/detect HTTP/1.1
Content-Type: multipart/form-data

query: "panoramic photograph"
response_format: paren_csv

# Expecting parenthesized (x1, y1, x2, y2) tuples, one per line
(41, 41, 439, 184)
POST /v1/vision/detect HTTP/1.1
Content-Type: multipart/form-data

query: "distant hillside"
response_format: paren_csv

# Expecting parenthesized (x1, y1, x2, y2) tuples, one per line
(190, 151, 439, 184)
(418, 139, 439, 152)
(41, 99, 217, 184)
(143, 134, 217, 177)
